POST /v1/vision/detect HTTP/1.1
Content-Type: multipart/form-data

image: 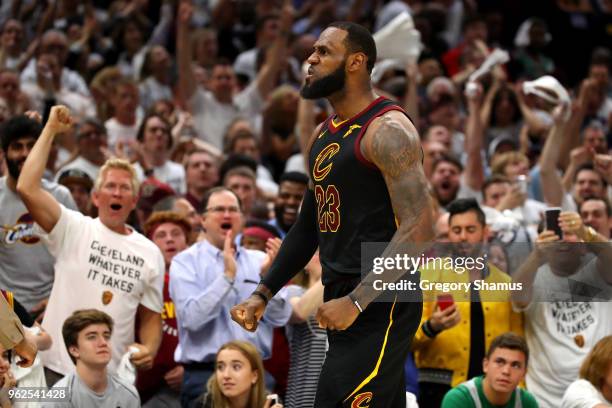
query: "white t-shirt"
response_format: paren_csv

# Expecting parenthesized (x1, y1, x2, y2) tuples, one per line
(189, 81, 264, 150)
(55, 156, 101, 183)
(520, 261, 612, 408)
(105, 118, 141, 149)
(133, 161, 186, 195)
(37, 206, 164, 375)
(561, 379, 612, 408)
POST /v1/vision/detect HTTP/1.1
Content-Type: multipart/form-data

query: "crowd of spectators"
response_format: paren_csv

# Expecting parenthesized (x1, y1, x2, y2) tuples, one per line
(0, 0, 611, 407)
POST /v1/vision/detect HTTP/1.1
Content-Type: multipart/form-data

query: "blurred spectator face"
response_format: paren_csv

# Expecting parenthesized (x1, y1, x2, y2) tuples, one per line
(148, 45, 171, 75)
(528, 21, 548, 49)
(215, 348, 258, 400)
(582, 125, 607, 154)
(259, 16, 280, 45)
(232, 136, 259, 160)
(40, 31, 69, 65)
(112, 83, 139, 116)
(67, 182, 91, 215)
(0, 71, 19, 102)
(193, 29, 218, 64)
(142, 116, 170, 154)
(210, 65, 236, 101)
(431, 161, 461, 205)
(575, 169, 605, 202)
(173, 198, 202, 239)
(192, 64, 209, 89)
(464, 21, 487, 44)
(589, 64, 609, 90)
(293, 34, 317, 63)
(275, 180, 306, 230)
(36, 53, 61, 86)
(69, 323, 112, 367)
(123, 22, 144, 53)
(225, 174, 256, 214)
(5, 136, 35, 180)
(186, 151, 219, 191)
(493, 90, 519, 126)
(488, 244, 508, 272)
(0, 97, 8, 123)
(434, 212, 450, 242)
(423, 140, 448, 178)
(483, 181, 511, 208)
(1, 19, 23, 54)
(301, 28, 349, 99)
(202, 191, 243, 249)
(503, 158, 529, 180)
(580, 198, 611, 238)
(242, 235, 267, 251)
(151, 222, 188, 265)
(426, 125, 452, 150)
(78, 122, 108, 162)
(152, 100, 175, 124)
(428, 101, 460, 131)
(483, 347, 526, 394)
(92, 168, 138, 229)
(418, 58, 443, 86)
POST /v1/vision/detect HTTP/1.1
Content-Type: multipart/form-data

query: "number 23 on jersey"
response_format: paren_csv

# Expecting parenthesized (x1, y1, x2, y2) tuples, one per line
(315, 184, 341, 232)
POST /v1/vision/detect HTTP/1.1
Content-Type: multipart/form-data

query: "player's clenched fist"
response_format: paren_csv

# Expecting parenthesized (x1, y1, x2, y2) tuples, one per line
(46, 105, 73, 134)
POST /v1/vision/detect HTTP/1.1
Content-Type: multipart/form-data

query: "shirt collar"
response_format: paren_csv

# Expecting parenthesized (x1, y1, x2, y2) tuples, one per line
(201, 239, 244, 259)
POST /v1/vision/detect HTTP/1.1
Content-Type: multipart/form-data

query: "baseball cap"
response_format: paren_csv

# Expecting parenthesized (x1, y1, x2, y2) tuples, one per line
(137, 178, 176, 212)
(57, 169, 94, 191)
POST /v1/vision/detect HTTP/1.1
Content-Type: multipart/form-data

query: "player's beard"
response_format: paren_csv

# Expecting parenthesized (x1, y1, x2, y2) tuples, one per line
(300, 60, 346, 99)
(5, 157, 23, 181)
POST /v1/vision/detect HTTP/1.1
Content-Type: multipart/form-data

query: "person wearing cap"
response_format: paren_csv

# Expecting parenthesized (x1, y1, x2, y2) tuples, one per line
(16, 106, 164, 386)
(57, 169, 93, 216)
(55, 118, 108, 183)
(242, 220, 282, 252)
(0, 114, 77, 321)
(135, 178, 176, 232)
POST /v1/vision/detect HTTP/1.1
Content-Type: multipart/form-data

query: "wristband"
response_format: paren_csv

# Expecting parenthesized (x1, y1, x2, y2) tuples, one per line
(252, 291, 269, 306)
(348, 293, 363, 313)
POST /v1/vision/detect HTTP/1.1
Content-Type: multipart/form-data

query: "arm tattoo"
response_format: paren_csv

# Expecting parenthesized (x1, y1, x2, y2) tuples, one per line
(353, 115, 434, 306)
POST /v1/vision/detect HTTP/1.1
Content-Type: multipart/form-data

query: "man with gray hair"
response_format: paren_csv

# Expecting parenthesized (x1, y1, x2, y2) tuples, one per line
(17, 106, 164, 385)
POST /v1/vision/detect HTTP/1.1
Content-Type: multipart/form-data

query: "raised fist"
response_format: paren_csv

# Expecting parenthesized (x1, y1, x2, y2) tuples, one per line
(47, 105, 73, 134)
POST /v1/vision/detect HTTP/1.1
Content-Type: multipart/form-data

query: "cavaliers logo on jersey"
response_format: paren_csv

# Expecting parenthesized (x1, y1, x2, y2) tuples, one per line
(342, 124, 362, 138)
(2, 213, 40, 245)
(351, 392, 373, 408)
(312, 142, 340, 182)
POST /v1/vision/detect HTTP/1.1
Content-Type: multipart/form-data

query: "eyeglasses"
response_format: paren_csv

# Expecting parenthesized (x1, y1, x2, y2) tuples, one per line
(205, 206, 240, 214)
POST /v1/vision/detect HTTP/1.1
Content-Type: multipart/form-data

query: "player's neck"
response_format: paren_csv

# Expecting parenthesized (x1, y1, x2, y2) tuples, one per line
(328, 88, 377, 122)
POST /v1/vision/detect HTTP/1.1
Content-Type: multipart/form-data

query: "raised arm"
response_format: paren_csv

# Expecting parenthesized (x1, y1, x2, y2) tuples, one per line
(176, 1, 197, 104)
(538, 104, 570, 206)
(463, 82, 485, 191)
(16, 106, 73, 233)
(254, 0, 293, 99)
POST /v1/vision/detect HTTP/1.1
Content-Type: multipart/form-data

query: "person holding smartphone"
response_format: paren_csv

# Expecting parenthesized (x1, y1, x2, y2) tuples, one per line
(413, 199, 523, 408)
(511, 209, 612, 407)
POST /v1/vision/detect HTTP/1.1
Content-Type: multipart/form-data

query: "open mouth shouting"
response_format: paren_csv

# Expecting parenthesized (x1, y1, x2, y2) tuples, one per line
(220, 222, 232, 232)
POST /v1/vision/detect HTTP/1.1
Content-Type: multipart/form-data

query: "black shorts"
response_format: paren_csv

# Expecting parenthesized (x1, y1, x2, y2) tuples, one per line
(314, 277, 423, 408)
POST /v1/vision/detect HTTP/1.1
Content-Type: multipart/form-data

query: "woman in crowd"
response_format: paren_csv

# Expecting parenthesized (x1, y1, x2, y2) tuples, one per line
(562, 335, 612, 408)
(199, 341, 282, 408)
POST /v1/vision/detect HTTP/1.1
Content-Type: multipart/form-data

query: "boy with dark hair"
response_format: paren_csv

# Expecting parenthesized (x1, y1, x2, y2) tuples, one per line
(43, 309, 140, 407)
(441, 333, 538, 408)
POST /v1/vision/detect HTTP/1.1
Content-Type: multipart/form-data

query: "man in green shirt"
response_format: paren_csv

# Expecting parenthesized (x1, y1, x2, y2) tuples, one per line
(442, 333, 539, 408)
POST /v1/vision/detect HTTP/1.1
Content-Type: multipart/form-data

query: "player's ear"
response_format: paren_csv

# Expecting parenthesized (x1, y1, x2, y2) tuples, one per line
(347, 52, 366, 73)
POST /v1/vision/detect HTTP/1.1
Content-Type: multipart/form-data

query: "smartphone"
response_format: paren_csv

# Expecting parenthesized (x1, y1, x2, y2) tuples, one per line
(545, 207, 563, 239)
(267, 394, 279, 405)
(516, 175, 528, 194)
(437, 294, 454, 311)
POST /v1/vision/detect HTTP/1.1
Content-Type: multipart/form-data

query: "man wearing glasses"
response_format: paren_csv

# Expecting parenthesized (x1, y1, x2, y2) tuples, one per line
(169, 186, 292, 407)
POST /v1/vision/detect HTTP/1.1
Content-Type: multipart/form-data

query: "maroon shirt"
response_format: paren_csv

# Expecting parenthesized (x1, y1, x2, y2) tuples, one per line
(136, 273, 179, 402)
